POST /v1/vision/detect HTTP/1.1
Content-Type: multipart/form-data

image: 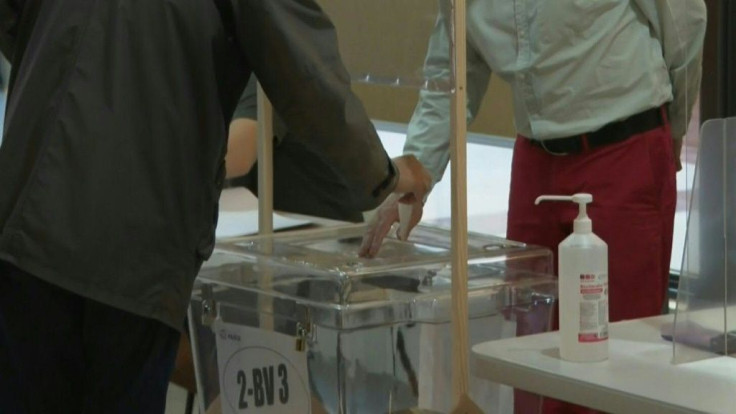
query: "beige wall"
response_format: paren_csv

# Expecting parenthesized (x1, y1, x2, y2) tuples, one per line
(318, 0, 516, 138)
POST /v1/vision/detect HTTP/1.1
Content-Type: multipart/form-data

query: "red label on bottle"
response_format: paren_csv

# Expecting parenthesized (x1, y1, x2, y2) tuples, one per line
(579, 333, 607, 343)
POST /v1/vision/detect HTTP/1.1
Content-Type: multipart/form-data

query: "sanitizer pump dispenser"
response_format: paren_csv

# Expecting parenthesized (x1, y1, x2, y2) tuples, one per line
(535, 193, 609, 362)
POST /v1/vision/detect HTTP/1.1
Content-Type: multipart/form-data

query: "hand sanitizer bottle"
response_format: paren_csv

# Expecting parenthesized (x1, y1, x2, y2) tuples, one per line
(535, 193, 609, 362)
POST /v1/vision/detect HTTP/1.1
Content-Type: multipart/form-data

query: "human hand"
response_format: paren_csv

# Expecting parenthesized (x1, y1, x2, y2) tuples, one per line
(359, 193, 425, 258)
(225, 118, 258, 178)
(359, 155, 430, 258)
(391, 154, 432, 204)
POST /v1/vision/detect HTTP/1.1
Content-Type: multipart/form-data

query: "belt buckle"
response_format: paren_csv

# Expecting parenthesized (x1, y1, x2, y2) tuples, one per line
(539, 139, 570, 156)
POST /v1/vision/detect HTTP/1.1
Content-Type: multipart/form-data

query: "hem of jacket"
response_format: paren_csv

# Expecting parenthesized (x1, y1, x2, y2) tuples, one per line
(0, 251, 185, 332)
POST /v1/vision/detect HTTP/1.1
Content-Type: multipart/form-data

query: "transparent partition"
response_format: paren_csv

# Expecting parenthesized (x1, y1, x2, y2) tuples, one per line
(671, 117, 736, 363)
(254, 0, 459, 225)
(190, 225, 556, 414)
(316, 0, 452, 91)
(315, 0, 470, 238)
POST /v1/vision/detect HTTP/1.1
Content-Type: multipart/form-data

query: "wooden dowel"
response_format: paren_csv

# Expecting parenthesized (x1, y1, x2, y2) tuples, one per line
(450, 0, 469, 405)
(256, 83, 274, 331)
(256, 83, 274, 236)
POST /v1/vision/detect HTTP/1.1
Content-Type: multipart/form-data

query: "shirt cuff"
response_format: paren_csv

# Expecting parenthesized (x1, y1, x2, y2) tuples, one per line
(371, 158, 399, 201)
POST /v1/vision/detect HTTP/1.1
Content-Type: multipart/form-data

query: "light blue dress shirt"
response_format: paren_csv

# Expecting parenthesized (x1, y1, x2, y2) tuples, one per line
(404, 0, 706, 186)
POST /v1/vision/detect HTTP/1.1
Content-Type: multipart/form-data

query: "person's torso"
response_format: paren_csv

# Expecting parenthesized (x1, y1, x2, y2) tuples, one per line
(0, 0, 249, 327)
(467, 0, 672, 138)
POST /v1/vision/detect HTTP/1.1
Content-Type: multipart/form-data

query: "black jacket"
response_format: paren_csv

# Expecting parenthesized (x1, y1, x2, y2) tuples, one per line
(0, 0, 396, 330)
(231, 76, 365, 223)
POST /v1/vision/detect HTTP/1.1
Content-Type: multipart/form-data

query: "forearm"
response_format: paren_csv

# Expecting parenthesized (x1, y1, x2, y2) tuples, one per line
(404, 11, 491, 189)
(225, 118, 258, 179)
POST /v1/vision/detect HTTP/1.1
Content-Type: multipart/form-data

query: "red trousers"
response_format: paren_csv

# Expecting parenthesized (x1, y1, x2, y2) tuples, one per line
(508, 119, 677, 413)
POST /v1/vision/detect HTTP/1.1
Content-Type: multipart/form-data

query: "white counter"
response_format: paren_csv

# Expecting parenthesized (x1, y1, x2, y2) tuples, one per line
(472, 314, 736, 414)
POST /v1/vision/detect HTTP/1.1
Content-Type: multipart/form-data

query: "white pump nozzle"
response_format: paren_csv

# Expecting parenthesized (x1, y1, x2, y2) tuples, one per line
(535, 193, 593, 233)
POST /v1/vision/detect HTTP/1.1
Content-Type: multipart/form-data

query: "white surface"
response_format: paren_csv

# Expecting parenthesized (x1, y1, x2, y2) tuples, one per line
(472, 315, 736, 414)
(165, 383, 197, 414)
(216, 187, 334, 239)
(215, 321, 310, 414)
(215, 210, 310, 239)
(219, 186, 261, 212)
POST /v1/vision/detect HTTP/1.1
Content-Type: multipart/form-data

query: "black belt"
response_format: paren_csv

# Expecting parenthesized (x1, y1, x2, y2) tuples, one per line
(527, 107, 665, 155)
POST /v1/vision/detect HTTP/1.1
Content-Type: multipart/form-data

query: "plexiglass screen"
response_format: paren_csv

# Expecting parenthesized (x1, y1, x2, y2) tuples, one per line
(672, 117, 736, 364)
(315, 0, 454, 91)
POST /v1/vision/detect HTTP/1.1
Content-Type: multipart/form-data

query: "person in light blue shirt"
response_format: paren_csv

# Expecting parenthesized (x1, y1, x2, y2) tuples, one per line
(375, 0, 704, 190)
(361, 2, 706, 412)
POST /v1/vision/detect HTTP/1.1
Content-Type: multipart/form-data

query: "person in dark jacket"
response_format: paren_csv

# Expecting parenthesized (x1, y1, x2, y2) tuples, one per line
(0, 0, 430, 412)
(226, 75, 365, 222)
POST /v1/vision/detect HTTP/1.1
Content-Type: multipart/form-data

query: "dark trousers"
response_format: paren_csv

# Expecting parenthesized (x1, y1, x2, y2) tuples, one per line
(0, 260, 180, 414)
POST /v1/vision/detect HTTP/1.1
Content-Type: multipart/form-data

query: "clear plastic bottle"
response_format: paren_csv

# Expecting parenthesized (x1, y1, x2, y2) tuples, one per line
(536, 193, 609, 362)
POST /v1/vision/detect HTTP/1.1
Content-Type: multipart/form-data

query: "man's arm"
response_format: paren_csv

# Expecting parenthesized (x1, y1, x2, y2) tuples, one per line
(360, 7, 493, 258)
(232, 0, 429, 211)
(633, 0, 707, 142)
(403, 5, 492, 189)
(225, 118, 257, 179)
(226, 76, 259, 179)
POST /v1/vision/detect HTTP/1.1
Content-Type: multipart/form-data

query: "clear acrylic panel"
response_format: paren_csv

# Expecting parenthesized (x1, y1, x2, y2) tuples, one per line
(671, 117, 736, 363)
(197, 225, 554, 317)
(315, 0, 454, 91)
(190, 225, 557, 413)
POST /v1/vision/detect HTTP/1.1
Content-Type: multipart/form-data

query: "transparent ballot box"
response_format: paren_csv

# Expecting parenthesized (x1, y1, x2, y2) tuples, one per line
(189, 225, 557, 414)
(671, 117, 736, 363)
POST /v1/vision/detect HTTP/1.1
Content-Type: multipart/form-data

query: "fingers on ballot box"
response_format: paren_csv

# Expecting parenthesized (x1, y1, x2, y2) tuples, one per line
(189, 225, 557, 414)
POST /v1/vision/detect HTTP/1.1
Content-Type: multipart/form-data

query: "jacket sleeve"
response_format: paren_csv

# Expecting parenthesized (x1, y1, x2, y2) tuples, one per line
(633, 0, 707, 140)
(0, 0, 20, 59)
(231, 0, 397, 211)
(404, 6, 492, 188)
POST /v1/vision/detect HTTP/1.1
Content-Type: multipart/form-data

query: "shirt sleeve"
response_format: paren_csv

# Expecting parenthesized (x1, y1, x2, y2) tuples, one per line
(404, 6, 492, 188)
(231, 0, 397, 211)
(0, 0, 20, 60)
(633, 0, 707, 140)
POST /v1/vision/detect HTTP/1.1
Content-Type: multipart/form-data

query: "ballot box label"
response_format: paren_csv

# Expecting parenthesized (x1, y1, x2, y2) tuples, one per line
(215, 321, 311, 414)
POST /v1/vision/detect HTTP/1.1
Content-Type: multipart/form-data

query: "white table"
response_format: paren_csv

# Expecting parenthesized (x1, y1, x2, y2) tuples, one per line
(217, 187, 346, 237)
(472, 314, 736, 414)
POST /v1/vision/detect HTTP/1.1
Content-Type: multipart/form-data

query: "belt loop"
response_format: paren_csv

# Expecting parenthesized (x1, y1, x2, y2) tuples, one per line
(581, 134, 590, 152)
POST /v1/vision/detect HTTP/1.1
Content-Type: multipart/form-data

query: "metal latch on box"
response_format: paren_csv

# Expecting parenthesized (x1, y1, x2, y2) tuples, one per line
(295, 308, 313, 352)
(199, 283, 313, 352)
(200, 284, 218, 327)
